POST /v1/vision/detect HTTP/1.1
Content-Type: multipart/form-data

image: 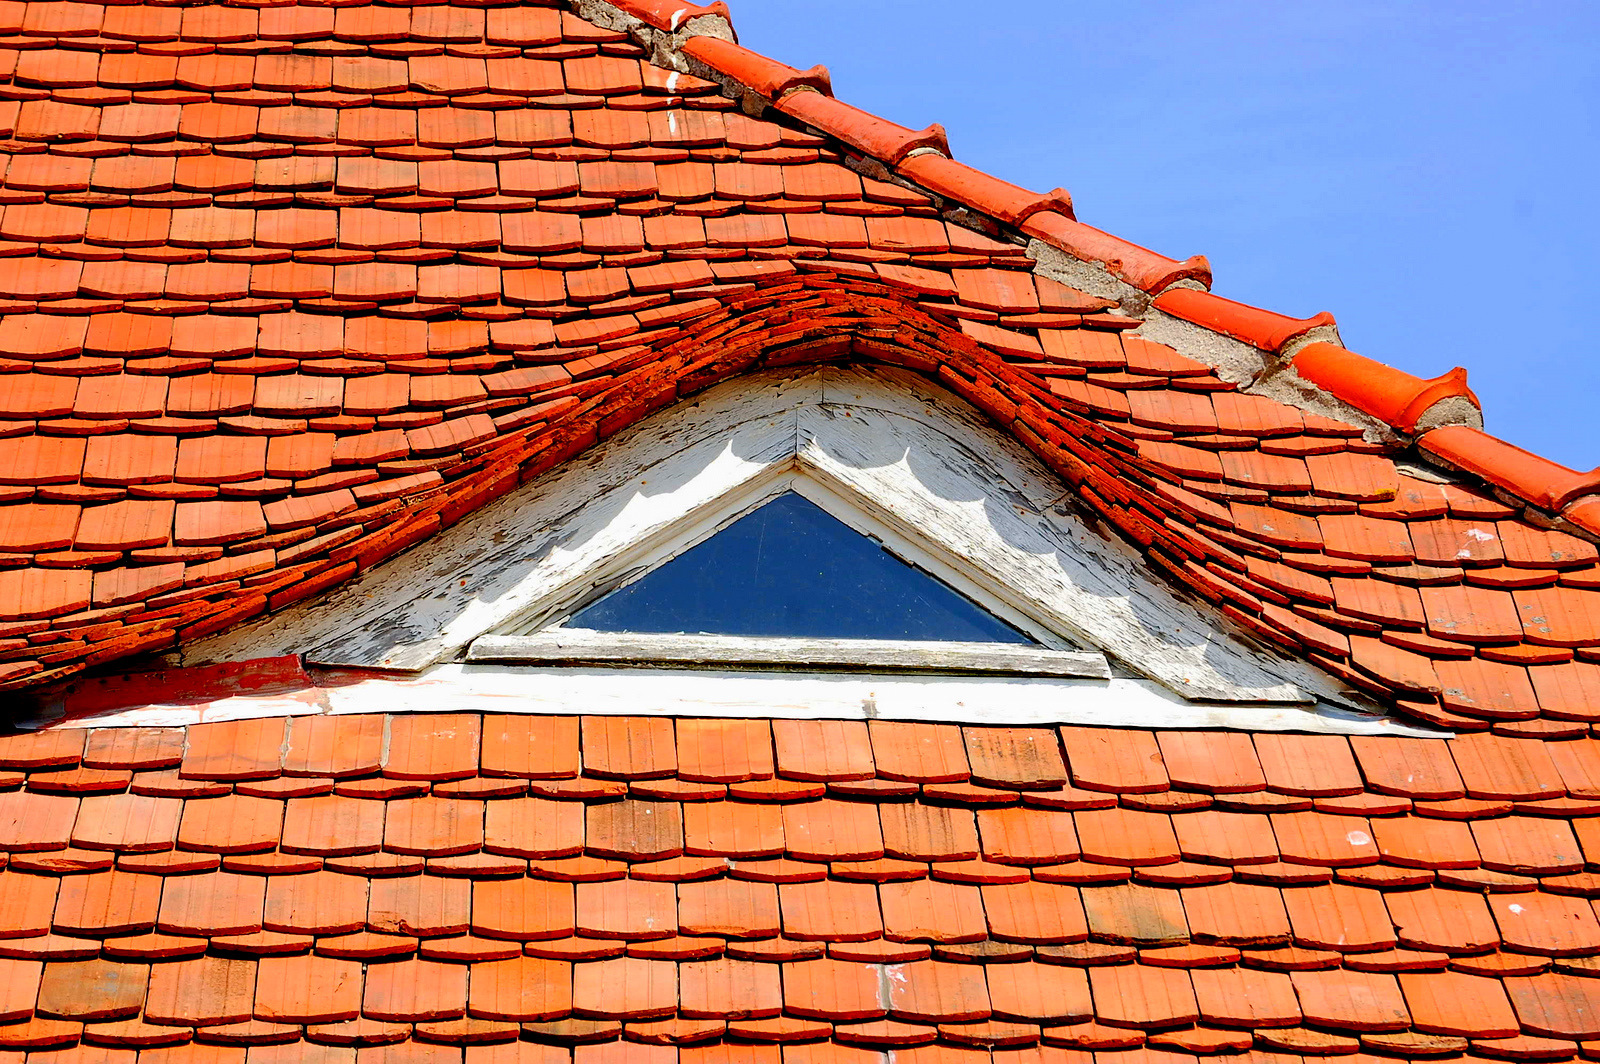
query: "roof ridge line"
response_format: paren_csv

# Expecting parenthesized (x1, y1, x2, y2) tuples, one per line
(586, 0, 1600, 544)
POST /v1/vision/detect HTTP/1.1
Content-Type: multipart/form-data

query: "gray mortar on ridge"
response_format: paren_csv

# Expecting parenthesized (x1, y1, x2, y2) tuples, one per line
(1248, 363, 1402, 446)
(1134, 309, 1271, 389)
(1413, 395, 1485, 433)
(1026, 239, 1143, 309)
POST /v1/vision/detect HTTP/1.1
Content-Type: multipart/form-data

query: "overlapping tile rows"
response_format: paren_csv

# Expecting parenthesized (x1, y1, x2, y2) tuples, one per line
(4, 714, 1600, 1061)
(0, 0, 1593, 732)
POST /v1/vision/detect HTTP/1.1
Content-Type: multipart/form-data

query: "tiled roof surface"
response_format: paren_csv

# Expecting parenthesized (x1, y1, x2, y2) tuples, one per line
(0, 714, 1598, 1057)
(0, 0, 1589, 724)
(1, 0, 1599, 1054)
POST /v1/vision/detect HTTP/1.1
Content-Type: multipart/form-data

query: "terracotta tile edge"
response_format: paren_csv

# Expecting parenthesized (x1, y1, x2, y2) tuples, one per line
(1290, 342, 1481, 436)
(1418, 425, 1600, 514)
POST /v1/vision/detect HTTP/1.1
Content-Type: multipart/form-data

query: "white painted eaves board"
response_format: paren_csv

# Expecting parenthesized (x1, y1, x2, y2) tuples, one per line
(315, 664, 1437, 736)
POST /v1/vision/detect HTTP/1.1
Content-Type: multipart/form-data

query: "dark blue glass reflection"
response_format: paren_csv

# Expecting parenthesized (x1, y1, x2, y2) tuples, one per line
(569, 492, 1032, 643)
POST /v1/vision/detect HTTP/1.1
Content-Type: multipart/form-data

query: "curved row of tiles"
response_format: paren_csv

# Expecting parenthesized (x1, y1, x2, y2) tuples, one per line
(4, 263, 1599, 729)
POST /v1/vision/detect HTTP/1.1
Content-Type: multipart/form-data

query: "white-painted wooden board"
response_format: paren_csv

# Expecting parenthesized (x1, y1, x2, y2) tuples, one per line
(28, 662, 1442, 737)
(187, 367, 1364, 709)
(470, 632, 1111, 678)
(312, 664, 1440, 736)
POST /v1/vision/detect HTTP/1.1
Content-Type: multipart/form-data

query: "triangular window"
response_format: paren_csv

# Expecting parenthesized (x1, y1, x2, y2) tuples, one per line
(567, 492, 1033, 644)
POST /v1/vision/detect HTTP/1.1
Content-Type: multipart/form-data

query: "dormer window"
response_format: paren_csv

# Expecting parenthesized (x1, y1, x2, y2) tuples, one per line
(185, 365, 1425, 737)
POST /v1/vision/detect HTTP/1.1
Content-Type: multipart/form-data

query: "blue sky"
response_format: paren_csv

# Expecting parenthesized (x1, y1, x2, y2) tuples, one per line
(732, 1, 1600, 470)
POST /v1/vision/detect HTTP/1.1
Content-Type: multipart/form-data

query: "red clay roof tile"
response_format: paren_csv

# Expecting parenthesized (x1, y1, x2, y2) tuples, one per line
(384, 797, 483, 857)
(264, 870, 366, 936)
(779, 879, 881, 942)
(980, 880, 1087, 945)
(176, 795, 284, 855)
(369, 875, 469, 939)
(1079, 882, 1188, 947)
(1371, 815, 1478, 869)
(471, 878, 573, 941)
(1253, 735, 1362, 797)
(673, 719, 773, 784)
(1291, 968, 1409, 1031)
(1350, 737, 1465, 799)
(52, 870, 160, 937)
(1059, 729, 1168, 795)
(583, 716, 675, 780)
(1074, 808, 1179, 867)
(156, 871, 265, 938)
(362, 958, 467, 1023)
(466, 956, 572, 1023)
(976, 807, 1079, 866)
(483, 798, 582, 860)
(1473, 816, 1583, 876)
(1270, 811, 1377, 867)
(783, 958, 885, 1021)
(1504, 972, 1600, 1039)
(1400, 969, 1520, 1037)
(880, 803, 977, 862)
(0, 790, 79, 851)
(1088, 964, 1198, 1029)
(1451, 732, 1566, 800)
(254, 954, 362, 1024)
(69, 793, 180, 853)
(144, 955, 255, 1027)
(1282, 883, 1394, 951)
(1179, 881, 1290, 947)
(877, 878, 985, 944)
(280, 795, 384, 858)
(1171, 809, 1278, 866)
(1155, 733, 1264, 794)
(676, 878, 778, 940)
(571, 956, 676, 1020)
(384, 714, 480, 782)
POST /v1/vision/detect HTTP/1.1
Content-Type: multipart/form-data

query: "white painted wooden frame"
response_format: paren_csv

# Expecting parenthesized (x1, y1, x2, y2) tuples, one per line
(190, 366, 1369, 716)
(470, 632, 1111, 678)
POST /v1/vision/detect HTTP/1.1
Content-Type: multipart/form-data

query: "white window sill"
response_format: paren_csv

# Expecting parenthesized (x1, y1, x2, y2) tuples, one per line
(468, 631, 1111, 679)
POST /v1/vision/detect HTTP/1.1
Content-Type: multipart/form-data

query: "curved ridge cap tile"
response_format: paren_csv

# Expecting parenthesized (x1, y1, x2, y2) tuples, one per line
(1292, 341, 1481, 435)
(1566, 495, 1600, 537)
(1153, 287, 1335, 352)
(679, 36, 831, 99)
(609, 0, 733, 33)
(897, 155, 1075, 225)
(774, 91, 950, 165)
(1020, 212, 1211, 293)
(1420, 425, 1600, 512)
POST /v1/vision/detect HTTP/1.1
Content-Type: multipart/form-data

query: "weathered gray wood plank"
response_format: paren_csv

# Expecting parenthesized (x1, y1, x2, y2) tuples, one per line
(469, 632, 1112, 678)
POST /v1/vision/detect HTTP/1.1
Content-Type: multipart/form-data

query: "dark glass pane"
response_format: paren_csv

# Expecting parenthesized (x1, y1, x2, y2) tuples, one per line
(569, 492, 1033, 643)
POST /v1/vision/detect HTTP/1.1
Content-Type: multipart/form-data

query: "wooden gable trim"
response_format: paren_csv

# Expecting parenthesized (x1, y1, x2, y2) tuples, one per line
(183, 366, 1387, 723)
